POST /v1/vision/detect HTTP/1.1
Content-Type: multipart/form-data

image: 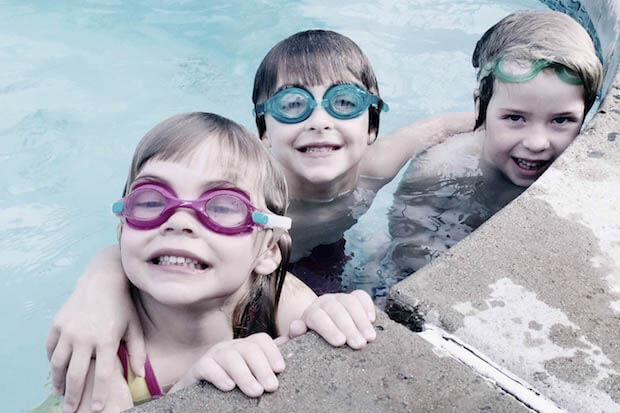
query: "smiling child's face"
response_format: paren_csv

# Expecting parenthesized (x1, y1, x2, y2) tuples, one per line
(263, 81, 375, 199)
(119, 140, 276, 309)
(481, 69, 585, 187)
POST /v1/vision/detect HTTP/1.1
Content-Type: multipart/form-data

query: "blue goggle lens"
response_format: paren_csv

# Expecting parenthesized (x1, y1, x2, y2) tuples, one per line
(323, 85, 369, 119)
(270, 88, 315, 123)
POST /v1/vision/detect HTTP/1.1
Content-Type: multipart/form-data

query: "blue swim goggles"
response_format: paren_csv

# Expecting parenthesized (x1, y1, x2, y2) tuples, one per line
(479, 57, 582, 85)
(253, 84, 389, 124)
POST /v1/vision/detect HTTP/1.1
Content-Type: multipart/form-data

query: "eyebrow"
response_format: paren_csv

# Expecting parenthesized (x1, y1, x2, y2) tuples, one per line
(497, 107, 532, 115)
(131, 175, 244, 195)
(273, 80, 357, 96)
(497, 106, 583, 118)
(550, 108, 583, 116)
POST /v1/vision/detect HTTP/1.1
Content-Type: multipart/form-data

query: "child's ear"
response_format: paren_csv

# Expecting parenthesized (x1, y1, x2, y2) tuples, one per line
(254, 233, 282, 275)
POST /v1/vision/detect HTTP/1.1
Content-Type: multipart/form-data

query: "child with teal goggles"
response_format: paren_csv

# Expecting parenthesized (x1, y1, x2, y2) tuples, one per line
(254, 84, 389, 124)
(479, 56, 582, 85)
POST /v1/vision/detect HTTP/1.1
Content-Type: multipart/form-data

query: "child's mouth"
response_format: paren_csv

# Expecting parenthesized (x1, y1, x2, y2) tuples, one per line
(297, 144, 341, 153)
(512, 157, 549, 172)
(151, 255, 208, 270)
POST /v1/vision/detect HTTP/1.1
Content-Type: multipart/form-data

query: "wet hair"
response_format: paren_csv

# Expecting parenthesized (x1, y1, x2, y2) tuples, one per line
(472, 10, 603, 130)
(123, 112, 291, 338)
(252, 29, 384, 138)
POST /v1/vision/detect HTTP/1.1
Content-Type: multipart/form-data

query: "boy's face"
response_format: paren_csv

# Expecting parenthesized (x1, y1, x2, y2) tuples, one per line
(263, 81, 375, 196)
(481, 69, 585, 187)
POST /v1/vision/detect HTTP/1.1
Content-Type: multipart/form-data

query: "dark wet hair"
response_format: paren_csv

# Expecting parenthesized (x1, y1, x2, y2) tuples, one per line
(472, 10, 602, 129)
(124, 112, 291, 338)
(252, 29, 384, 138)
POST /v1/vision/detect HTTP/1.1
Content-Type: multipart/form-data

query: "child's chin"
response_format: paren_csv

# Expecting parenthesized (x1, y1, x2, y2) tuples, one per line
(506, 171, 537, 187)
(303, 171, 342, 185)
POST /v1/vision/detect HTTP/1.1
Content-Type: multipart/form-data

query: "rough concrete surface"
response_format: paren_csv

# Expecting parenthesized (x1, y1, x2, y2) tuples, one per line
(388, 66, 620, 413)
(128, 312, 529, 413)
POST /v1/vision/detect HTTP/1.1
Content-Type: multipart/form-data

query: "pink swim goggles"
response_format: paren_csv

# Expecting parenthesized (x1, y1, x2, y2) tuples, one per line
(112, 183, 291, 235)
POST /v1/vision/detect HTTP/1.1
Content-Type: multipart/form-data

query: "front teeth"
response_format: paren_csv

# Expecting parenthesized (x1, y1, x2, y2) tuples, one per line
(153, 255, 206, 270)
(515, 158, 546, 170)
(300, 146, 336, 153)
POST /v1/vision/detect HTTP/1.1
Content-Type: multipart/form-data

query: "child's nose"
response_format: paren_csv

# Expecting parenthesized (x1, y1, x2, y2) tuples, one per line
(306, 104, 334, 131)
(522, 125, 551, 152)
(160, 208, 201, 236)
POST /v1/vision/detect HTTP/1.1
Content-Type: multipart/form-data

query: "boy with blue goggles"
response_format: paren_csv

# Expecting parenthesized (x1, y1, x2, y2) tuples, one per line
(254, 84, 389, 124)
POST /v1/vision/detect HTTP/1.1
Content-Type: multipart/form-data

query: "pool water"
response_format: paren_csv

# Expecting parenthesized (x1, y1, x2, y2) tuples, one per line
(0, 0, 548, 410)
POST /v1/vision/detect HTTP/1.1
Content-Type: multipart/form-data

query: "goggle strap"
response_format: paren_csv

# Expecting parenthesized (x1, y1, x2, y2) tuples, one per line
(253, 105, 264, 118)
(555, 67, 583, 85)
(252, 211, 292, 230)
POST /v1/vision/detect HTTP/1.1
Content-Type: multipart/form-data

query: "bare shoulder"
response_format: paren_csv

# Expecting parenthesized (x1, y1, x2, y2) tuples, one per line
(276, 273, 317, 335)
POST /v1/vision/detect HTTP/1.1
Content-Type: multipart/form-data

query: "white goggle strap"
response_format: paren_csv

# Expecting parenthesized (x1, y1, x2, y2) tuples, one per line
(252, 211, 292, 231)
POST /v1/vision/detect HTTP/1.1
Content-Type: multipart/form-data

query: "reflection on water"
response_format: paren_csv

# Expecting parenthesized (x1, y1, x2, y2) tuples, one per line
(388, 172, 523, 276)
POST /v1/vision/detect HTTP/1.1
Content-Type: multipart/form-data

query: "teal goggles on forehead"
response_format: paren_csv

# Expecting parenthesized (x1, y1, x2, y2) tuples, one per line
(253, 84, 389, 124)
(479, 57, 582, 85)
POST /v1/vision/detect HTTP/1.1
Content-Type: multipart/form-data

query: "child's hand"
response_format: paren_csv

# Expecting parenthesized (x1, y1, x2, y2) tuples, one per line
(289, 289, 376, 349)
(170, 333, 285, 398)
(45, 246, 146, 413)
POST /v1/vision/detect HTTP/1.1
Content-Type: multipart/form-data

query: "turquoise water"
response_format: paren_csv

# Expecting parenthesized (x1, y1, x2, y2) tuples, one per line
(0, 1, 548, 410)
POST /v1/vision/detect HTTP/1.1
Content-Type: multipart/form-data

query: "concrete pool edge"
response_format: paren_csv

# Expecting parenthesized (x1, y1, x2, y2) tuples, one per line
(129, 311, 534, 413)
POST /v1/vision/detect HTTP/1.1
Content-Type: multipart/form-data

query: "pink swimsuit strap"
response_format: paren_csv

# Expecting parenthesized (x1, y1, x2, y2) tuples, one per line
(117, 342, 164, 399)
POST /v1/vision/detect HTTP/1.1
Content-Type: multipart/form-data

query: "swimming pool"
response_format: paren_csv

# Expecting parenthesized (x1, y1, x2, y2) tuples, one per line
(0, 0, 551, 410)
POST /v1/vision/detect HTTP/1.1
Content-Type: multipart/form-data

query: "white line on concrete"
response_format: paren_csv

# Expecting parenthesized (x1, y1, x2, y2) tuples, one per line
(419, 324, 567, 413)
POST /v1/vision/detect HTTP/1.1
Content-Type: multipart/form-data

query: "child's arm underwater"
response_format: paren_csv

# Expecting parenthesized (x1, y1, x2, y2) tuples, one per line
(361, 112, 475, 179)
(46, 245, 146, 413)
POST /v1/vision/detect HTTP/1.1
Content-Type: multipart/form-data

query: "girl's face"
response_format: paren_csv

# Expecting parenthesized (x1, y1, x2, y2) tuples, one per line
(119, 141, 279, 309)
(263, 80, 375, 198)
(481, 69, 585, 187)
